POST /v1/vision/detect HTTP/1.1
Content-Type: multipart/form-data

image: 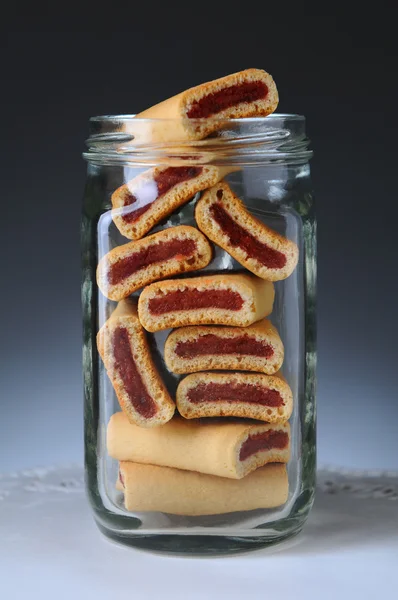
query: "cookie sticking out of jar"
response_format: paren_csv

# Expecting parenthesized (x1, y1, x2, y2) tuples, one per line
(132, 68, 279, 143)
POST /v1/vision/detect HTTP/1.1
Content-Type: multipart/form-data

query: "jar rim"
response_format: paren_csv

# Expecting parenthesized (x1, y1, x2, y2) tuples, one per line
(83, 113, 312, 167)
(88, 113, 305, 123)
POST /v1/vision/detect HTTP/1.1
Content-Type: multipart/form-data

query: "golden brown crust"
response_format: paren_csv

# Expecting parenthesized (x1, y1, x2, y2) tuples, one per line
(107, 412, 290, 479)
(135, 69, 279, 142)
(195, 181, 299, 281)
(111, 165, 230, 240)
(137, 273, 275, 332)
(176, 372, 293, 424)
(164, 319, 284, 375)
(236, 421, 290, 478)
(96, 226, 212, 301)
(96, 299, 175, 427)
(119, 462, 288, 515)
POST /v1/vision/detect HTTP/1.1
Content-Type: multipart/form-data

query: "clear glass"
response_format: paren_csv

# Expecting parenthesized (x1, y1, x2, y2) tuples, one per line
(82, 115, 316, 554)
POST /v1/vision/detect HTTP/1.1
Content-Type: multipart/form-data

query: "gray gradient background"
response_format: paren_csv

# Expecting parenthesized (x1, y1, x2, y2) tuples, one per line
(1, 26, 397, 473)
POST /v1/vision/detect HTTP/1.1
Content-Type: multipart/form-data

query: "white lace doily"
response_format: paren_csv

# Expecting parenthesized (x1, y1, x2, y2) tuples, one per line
(1, 465, 397, 600)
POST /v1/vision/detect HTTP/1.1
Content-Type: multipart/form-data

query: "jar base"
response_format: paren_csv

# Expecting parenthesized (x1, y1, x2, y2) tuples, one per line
(95, 519, 305, 556)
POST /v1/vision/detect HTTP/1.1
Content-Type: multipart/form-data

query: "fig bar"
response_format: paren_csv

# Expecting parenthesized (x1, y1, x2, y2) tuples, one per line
(97, 299, 175, 428)
(138, 273, 275, 332)
(177, 372, 292, 423)
(196, 181, 299, 281)
(118, 462, 288, 516)
(164, 319, 284, 375)
(135, 68, 279, 142)
(112, 165, 229, 240)
(107, 412, 290, 479)
(96, 226, 211, 301)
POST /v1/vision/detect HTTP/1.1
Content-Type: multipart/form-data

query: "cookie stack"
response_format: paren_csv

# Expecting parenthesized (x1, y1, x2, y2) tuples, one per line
(96, 69, 299, 516)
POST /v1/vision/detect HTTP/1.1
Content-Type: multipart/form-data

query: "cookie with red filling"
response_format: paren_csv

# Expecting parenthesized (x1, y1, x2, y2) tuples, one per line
(96, 225, 211, 301)
(107, 411, 290, 479)
(164, 319, 284, 375)
(137, 273, 275, 332)
(196, 181, 299, 281)
(112, 165, 229, 240)
(133, 68, 279, 143)
(176, 372, 293, 423)
(97, 299, 175, 428)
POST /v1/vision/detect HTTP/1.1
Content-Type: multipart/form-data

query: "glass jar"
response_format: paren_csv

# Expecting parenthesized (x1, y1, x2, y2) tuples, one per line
(82, 114, 316, 555)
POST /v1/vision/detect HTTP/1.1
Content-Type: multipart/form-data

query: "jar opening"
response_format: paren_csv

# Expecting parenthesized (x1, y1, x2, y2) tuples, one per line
(83, 114, 312, 167)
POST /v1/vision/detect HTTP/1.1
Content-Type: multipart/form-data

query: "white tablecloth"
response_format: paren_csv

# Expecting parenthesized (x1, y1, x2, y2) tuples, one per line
(1, 465, 397, 600)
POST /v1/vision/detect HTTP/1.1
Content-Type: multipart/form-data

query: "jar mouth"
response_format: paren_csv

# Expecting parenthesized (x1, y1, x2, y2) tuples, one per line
(89, 113, 305, 122)
(84, 114, 312, 167)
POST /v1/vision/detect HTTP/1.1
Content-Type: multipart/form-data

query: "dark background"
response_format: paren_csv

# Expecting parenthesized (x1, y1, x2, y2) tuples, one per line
(2, 24, 397, 470)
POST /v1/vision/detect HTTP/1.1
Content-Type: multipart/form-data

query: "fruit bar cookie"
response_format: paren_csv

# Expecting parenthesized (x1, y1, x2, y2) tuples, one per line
(176, 372, 292, 423)
(97, 299, 175, 427)
(164, 319, 284, 375)
(107, 412, 290, 479)
(138, 273, 274, 332)
(196, 181, 299, 281)
(134, 68, 279, 143)
(111, 165, 229, 240)
(97, 226, 211, 301)
(118, 462, 288, 515)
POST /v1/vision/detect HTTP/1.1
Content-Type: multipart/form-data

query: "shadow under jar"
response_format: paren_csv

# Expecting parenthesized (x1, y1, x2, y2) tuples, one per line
(82, 114, 316, 555)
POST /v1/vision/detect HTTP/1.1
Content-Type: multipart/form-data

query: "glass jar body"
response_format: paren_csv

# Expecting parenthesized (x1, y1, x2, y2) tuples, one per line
(82, 116, 316, 554)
